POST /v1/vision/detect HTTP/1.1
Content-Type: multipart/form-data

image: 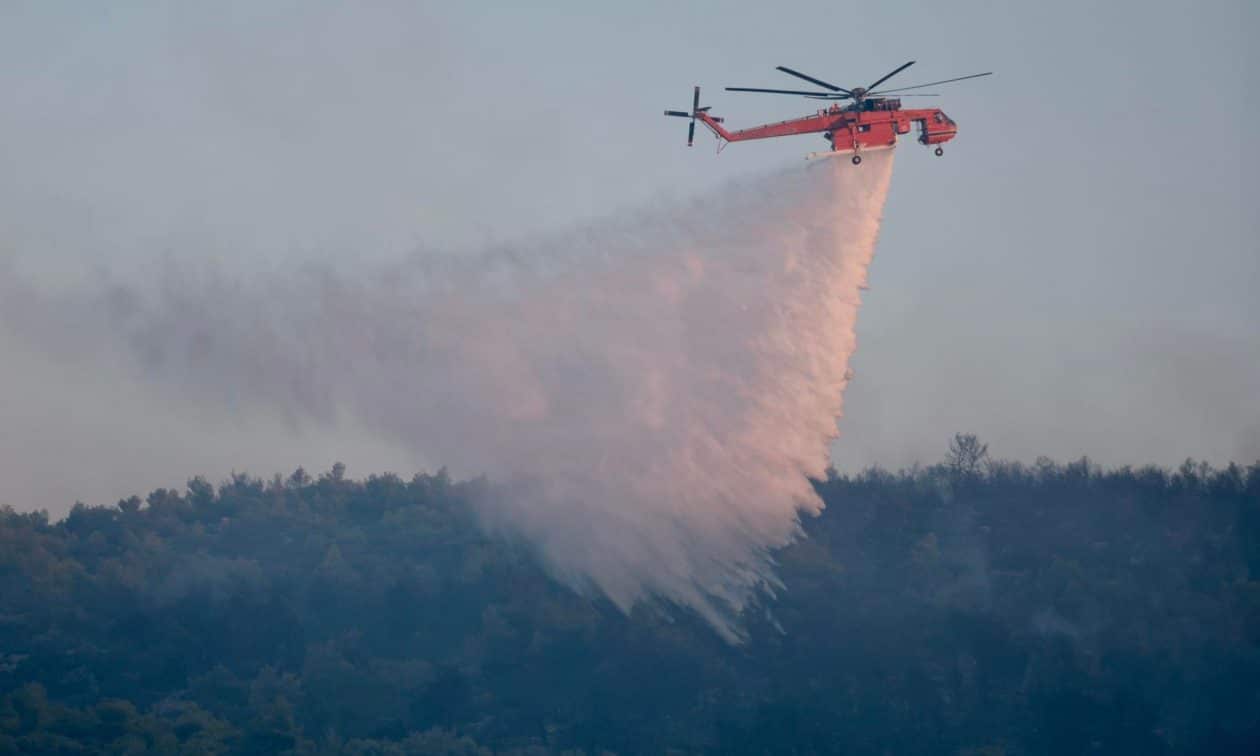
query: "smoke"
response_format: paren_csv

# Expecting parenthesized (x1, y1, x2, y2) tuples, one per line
(1, 151, 894, 640)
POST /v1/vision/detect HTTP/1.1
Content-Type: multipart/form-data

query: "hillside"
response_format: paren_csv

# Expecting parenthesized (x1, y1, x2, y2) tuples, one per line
(2, 445, 1258, 754)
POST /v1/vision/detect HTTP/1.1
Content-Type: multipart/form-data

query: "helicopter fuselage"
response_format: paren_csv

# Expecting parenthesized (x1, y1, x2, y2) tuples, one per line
(696, 99, 957, 155)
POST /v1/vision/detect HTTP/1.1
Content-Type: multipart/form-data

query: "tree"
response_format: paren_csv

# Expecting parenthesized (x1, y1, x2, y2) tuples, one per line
(946, 433, 989, 479)
(187, 477, 216, 510)
(287, 467, 311, 489)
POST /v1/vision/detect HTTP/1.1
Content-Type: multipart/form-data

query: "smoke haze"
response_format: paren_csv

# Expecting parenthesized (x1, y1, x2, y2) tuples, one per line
(4, 3, 1254, 526)
(0, 152, 893, 638)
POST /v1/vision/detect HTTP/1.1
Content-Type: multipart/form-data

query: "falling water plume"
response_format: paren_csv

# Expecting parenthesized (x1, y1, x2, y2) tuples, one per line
(0, 150, 896, 641)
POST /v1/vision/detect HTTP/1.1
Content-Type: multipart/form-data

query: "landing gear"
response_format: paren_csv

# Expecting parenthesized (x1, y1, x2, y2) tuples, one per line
(934, 146, 944, 157)
(851, 154, 862, 165)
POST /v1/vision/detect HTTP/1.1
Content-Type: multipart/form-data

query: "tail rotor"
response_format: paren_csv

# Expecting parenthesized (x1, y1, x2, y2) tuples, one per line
(664, 86, 720, 147)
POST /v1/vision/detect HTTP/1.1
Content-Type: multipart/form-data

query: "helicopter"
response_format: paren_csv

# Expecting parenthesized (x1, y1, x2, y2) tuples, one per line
(664, 61, 990, 164)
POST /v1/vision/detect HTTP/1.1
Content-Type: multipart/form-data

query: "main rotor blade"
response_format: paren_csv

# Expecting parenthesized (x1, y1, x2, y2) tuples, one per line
(687, 120, 696, 146)
(726, 86, 846, 97)
(775, 66, 850, 94)
(872, 71, 993, 93)
(810, 93, 936, 100)
(693, 86, 700, 111)
(865, 60, 916, 92)
(664, 110, 691, 117)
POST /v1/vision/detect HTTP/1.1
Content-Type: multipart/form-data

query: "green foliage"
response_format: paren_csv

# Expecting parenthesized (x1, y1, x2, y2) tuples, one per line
(1, 451, 1258, 754)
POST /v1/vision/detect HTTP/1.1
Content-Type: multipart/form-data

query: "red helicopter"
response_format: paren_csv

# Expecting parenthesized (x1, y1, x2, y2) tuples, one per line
(664, 61, 991, 164)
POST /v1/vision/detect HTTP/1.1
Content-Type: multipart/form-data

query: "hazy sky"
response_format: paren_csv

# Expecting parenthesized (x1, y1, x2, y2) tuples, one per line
(1, 1, 1257, 512)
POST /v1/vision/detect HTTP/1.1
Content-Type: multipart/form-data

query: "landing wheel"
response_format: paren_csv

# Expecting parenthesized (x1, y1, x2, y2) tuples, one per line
(851, 154, 862, 165)
(934, 146, 944, 157)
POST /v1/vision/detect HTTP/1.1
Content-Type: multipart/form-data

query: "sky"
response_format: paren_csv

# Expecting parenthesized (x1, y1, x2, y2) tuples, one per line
(1, 0, 1257, 513)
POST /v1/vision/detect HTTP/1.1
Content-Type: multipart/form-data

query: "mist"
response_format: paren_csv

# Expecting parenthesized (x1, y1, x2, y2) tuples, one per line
(0, 152, 893, 638)
(3, 3, 1254, 520)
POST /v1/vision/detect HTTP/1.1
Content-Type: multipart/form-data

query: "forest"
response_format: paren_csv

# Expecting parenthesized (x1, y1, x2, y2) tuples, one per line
(1, 436, 1258, 754)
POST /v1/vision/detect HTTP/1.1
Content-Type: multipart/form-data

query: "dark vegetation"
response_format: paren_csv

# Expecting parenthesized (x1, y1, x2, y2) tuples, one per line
(2, 436, 1258, 754)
